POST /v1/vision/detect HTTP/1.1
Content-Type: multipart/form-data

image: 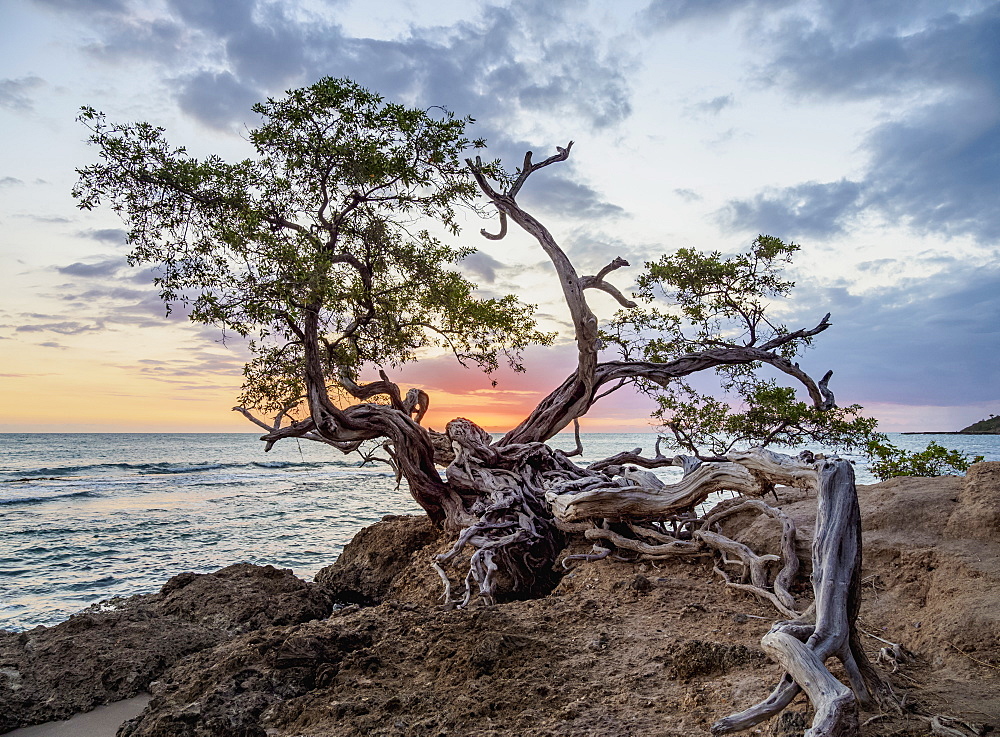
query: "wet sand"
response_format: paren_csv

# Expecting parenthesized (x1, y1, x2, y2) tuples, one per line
(0, 694, 151, 737)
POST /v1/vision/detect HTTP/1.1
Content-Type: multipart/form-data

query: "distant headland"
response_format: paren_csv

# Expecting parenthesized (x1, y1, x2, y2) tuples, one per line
(902, 415, 1000, 435)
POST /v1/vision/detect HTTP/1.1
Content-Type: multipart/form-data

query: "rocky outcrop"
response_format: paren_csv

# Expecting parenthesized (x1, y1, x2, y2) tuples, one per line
(0, 564, 333, 733)
(4, 469, 1000, 736)
(314, 514, 440, 605)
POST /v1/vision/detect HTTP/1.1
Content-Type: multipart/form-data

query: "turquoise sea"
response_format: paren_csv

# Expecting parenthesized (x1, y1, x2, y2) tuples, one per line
(1, 431, 997, 631)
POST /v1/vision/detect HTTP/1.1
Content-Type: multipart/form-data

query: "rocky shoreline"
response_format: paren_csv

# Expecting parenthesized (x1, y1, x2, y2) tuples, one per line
(2, 465, 999, 736)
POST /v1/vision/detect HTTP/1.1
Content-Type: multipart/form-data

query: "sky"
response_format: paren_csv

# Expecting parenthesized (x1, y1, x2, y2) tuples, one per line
(0, 0, 998, 434)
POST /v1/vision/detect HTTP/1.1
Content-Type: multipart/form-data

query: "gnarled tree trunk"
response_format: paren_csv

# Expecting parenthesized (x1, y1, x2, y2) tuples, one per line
(240, 143, 885, 734)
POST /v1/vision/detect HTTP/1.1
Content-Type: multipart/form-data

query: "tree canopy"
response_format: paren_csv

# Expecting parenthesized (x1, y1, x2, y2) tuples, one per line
(74, 77, 550, 420)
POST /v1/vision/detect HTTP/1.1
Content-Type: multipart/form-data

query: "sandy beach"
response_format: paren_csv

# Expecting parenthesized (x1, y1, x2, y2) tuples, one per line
(1, 695, 150, 737)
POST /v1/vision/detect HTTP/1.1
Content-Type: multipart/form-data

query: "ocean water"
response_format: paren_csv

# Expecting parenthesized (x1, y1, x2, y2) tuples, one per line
(1, 431, 997, 631)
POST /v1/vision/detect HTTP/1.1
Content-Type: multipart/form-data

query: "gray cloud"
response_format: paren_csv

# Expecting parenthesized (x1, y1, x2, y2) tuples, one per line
(640, 0, 796, 28)
(136, 346, 247, 380)
(42, 0, 634, 144)
(58, 258, 125, 277)
(16, 214, 72, 224)
(855, 258, 898, 274)
(796, 262, 1000, 406)
(863, 100, 1000, 242)
(65, 287, 151, 301)
(719, 2, 1000, 243)
(0, 177, 24, 187)
(461, 252, 506, 283)
(33, 0, 633, 225)
(764, 3, 998, 100)
(719, 179, 864, 240)
(79, 228, 128, 244)
(562, 229, 659, 278)
(175, 71, 261, 131)
(0, 76, 45, 111)
(16, 321, 103, 335)
(519, 176, 627, 220)
(32, 0, 126, 11)
(688, 94, 734, 116)
(83, 17, 186, 62)
(165, 0, 255, 36)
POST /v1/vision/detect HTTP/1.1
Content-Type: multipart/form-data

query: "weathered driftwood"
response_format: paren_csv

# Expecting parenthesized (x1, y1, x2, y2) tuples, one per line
(700, 498, 800, 615)
(712, 456, 878, 737)
(542, 446, 880, 735)
(546, 461, 759, 522)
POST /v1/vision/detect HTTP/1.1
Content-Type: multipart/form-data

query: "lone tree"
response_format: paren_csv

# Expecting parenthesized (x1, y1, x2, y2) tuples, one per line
(76, 77, 893, 736)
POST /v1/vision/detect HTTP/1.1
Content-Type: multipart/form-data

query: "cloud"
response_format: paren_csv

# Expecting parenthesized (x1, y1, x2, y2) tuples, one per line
(16, 214, 72, 224)
(83, 17, 186, 63)
(855, 258, 898, 274)
(65, 287, 151, 301)
(797, 262, 1000, 406)
(519, 176, 626, 220)
(0, 76, 45, 112)
(640, 0, 796, 29)
(32, 0, 126, 11)
(718, 2, 1000, 243)
(460, 252, 506, 283)
(175, 71, 262, 131)
(687, 94, 734, 116)
(862, 100, 1000, 242)
(39, 0, 635, 146)
(719, 179, 864, 239)
(562, 229, 659, 275)
(165, 0, 255, 36)
(674, 188, 702, 202)
(16, 321, 103, 335)
(135, 345, 248, 381)
(57, 258, 125, 277)
(763, 3, 998, 101)
(79, 228, 127, 244)
(0, 177, 25, 187)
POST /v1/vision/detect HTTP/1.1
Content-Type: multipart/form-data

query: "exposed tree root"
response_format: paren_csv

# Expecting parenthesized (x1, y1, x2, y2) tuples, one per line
(541, 447, 886, 735)
(546, 460, 760, 522)
(710, 457, 887, 737)
(584, 526, 702, 559)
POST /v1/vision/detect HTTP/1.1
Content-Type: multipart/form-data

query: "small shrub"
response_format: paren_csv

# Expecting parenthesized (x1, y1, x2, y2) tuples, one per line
(866, 440, 984, 481)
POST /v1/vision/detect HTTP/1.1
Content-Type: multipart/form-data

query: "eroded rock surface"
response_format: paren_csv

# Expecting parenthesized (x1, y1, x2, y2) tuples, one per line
(0, 563, 332, 732)
(314, 514, 439, 606)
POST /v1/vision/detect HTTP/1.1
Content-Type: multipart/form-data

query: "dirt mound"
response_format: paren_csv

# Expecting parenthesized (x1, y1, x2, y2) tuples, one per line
(0, 564, 333, 733)
(6, 466, 1000, 736)
(945, 461, 1000, 543)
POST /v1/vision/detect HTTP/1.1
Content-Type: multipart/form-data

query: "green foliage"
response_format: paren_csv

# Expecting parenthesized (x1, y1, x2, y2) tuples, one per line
(604, 235, 985, 472)
(601, 235, 861, 456)
(635, 234, 799, 351)
(652, 378, 880, 457)
(865, 440, 984, 480)
(74, 78, 552, 414)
